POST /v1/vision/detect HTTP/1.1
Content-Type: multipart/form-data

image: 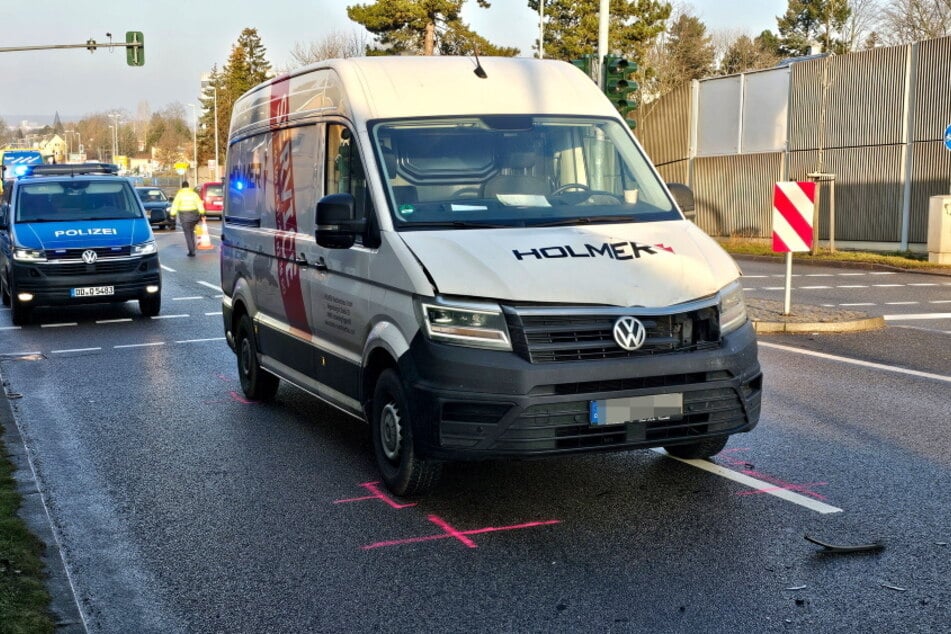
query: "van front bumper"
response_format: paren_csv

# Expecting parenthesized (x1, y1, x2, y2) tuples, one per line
(9, 254, 161, 307)
(401, 321, 762, 461)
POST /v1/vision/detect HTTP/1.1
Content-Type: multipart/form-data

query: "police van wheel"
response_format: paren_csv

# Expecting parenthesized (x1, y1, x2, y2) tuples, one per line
(8, 278, 30, 326)
(664, 435, 729, 459)
(139, 294, 161, 317)
(371, 369, 441, 497)
(0, 274, 9, 307)
(236, 314, 279, 401)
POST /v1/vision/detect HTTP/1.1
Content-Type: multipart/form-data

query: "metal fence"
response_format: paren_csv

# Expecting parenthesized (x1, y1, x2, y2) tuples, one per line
(638, 35, 951, 250)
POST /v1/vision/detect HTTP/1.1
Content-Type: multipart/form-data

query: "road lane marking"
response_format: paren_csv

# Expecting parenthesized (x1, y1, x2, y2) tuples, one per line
(840, 303, 875, 306)
(801, 285, 831, 289)
(884, 312, 951, 321)
(173, 296, 203, 301)
(0, 326, 22, 331)
(175, 337, 226, 344)
(51, 347, 102, 354)
(885, 301, 919, 305)
(41, 322, 78, 328)
(96, 318, 133, 324)
(909, 283, 939, 287)
(114, 342, 165, 349)
(838, 272, 865, 276)
(651, 449, 842, 514)
(161, 265, 176, 272)
(932, 300, 951, 304)
(869, 272, 896, 275)
(0, 351, 42, 358)
(805, 273, 833, 277)
(759, 341, 951, 384)
(149, 314, 189, 319)
(873, 284, 903, 287)
(197, 281, 219, 291)
(836, 285, 868, 288)
(205, 311, 222, 316)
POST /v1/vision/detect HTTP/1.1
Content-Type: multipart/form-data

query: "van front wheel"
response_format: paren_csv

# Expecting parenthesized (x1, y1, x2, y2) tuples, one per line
(236, 314, 279, 401)
(664, 435, 729, 459)
(371, 369, 441, 497)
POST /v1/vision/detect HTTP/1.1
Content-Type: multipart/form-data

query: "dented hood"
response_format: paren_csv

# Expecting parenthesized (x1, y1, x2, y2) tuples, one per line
(398, 221, 741, 307)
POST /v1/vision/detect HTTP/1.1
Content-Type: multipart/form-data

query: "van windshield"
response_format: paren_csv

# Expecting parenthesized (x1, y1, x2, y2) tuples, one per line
(371, 116, 678, 230)
(15, 180, 143, 223)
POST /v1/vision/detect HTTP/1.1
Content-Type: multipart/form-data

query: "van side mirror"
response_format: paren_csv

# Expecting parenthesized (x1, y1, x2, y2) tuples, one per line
(666, 183, 696, 221)
(316, 193, 366, 249)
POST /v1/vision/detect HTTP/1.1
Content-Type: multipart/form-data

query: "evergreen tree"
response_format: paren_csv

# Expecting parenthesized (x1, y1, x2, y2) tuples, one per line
(719, 33, 781, 75)
(665, 13, 715, 81)
(347, 0, 517, 56)
(52, 112, 64, 135)
(527, 0, 671, 65)
(777, 0, 851, 57)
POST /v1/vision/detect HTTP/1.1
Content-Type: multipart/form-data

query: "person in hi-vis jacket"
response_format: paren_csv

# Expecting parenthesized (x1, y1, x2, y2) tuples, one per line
(169, 181, 206, 256)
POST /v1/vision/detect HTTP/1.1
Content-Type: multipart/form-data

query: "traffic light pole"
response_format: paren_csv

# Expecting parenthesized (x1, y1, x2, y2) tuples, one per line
(597, 0, 609, 89)
(0, 32, 143, 66)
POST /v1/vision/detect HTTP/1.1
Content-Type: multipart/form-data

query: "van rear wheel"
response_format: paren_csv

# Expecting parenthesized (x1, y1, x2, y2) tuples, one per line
(236, 314, 279, 401)
(371, 369, 441, 497)
(664, 435, 729, 459)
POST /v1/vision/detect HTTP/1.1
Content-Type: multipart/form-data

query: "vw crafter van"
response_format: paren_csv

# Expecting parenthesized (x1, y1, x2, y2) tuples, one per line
(220, 57, 762, 496)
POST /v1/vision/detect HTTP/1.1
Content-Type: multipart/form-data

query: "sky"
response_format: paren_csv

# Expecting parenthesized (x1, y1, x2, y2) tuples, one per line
(0, 1, 786, 125)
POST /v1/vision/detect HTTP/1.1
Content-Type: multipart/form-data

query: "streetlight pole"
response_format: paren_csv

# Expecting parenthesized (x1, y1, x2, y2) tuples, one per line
(108, 113, 120, 163)
(213, 85, 220, 180)
(187, 104, 198, 185)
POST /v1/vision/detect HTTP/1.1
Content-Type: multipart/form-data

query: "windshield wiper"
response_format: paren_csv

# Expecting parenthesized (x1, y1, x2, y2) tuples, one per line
(399, 220, 512, 229)
(534, 215, 637, 227)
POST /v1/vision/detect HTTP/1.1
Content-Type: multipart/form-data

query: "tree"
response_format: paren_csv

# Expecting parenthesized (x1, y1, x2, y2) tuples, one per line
(528, 0, 671, 93)
(0, 117, 11, 147)
(288, 29, 371, 68)
(347, 0, 518, 56)
(665, 13, 715, 81)
(777, 0, 852, 56)
(719, 31, 782, 74)
(198, 28, 273, 171)
(145, 105, 192, 167)
(877, 0, 951, 45)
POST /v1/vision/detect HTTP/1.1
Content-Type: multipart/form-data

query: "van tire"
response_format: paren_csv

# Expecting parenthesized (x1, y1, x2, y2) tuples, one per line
(664, 435, 729, 459)
(1, 274, 9, 307)
(371, 369, 442, 497)
(9, 279, 30, 326)
(139, 294, 161, 317)
(236, 314, 279, 401)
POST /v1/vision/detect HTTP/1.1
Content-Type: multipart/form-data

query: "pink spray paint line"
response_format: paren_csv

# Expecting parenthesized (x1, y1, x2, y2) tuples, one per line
(229, 391, 258, 405)
(333, 481, 417, 509)
(717, 448, 829, 501)
(362, 514, 561, 550)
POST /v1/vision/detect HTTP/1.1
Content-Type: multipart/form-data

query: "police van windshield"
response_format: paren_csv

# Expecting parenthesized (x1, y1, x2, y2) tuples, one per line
(372, 116, 678, 230)
(15, 180, 143, 223)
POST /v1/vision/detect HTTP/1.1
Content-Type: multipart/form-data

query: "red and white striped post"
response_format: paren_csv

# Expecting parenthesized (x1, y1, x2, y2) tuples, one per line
(772, 181, 817, 315)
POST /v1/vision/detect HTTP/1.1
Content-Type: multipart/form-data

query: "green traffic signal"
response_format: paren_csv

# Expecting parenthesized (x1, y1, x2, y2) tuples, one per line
(601, 55, 638, 126)
(126, 31, 144, 66)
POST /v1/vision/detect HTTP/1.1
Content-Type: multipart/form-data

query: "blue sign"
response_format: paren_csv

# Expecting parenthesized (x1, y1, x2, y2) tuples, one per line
(945, 124, 951, 151)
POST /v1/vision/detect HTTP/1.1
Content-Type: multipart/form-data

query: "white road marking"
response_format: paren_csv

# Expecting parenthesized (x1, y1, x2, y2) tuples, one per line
(805, 273, 833, 277)
(763, 286, 785, 291)
(743, 275, 769, 278)
(197, 281, 219, 291)
(175, 337, 227, 344)
(161, 265, 176, 273)
(801, 285, 831, 289)
(40, 322, 78, 328)
(760, 341, 951, 384)
(149, 314, 189, 320)
(51, 347, 102, 354)
(173, 296, 203, 301)
(96, 318, 133, 324)
(0, 326, 22, 331)
(885, 301, 919, 305)
(932, 300, 951, 304)
(836, 285, 868, 288)
(909, 283, 938, 287)
(205, 311, 222, 316)
(873, 284, 903, 287)
(884, 312, 951, 321)
(869, 271, 897, 275)
(651, 449, 842, 514)
(840, 303, 875, 306)
(0, 351, 41, 357)
(114, 342, 165, 349)
(837, 272, 865, 276)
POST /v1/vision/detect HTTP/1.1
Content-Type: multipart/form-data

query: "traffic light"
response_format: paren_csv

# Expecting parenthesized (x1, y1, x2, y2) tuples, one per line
(570, 54, 597, 82)
(126, 31, 144, 66)
(602, 55, 639, 128)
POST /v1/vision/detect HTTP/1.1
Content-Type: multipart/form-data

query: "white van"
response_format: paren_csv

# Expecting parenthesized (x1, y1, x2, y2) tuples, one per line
(220, 57, 762, 496)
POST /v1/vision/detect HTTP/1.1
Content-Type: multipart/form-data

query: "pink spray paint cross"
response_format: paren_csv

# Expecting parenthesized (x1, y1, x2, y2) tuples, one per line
(333, 482, 418, 509)
(717, 448, 829, 501)
(362, 514, 561, 550)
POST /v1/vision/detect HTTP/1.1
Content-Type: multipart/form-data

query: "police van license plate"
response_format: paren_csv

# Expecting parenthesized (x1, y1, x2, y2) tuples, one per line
(589, 394, 683, 425)
(71, 286, 115, 298)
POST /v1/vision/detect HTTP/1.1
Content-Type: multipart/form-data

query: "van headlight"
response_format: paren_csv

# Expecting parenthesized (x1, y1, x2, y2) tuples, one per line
(419, 298, 512, 350)
(132, 240, 157, 256)
(13, 247, 46, 262)
(718, 280, 748, 335)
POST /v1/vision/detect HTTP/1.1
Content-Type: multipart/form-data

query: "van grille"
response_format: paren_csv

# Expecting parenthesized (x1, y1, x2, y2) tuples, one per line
(504, 306, 721, 364)
(40, 260, 143, 276)
(46, 246, 132, 259)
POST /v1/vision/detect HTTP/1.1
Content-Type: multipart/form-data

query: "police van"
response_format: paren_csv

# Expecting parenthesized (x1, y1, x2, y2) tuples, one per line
(0, 163, 161, 325)
(220, 57, 762, 496)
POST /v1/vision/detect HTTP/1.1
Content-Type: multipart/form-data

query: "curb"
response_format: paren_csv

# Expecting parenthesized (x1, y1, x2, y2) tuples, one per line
(752, 315, 886, 334)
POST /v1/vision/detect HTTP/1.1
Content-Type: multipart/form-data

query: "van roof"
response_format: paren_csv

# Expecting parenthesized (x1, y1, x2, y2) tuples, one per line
(231, 56, 621, 135)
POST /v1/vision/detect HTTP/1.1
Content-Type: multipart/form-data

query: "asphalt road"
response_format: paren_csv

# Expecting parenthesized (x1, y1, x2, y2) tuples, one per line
(1, 231, 948, 633)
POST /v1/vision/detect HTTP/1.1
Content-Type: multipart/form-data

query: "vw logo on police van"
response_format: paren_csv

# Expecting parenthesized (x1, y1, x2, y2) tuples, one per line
(613, 316, 647, 351)
(82, 250, 98, 264)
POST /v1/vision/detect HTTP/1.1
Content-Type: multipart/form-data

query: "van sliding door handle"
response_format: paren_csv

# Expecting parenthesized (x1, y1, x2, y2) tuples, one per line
(313, 256, 328, 271)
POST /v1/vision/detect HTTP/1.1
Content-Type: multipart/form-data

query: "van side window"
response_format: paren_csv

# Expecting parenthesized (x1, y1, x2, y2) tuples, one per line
(326, 123, 373, 245)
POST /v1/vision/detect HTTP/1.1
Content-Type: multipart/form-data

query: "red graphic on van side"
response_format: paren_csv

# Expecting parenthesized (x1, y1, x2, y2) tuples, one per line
(270, 78, 308, 330)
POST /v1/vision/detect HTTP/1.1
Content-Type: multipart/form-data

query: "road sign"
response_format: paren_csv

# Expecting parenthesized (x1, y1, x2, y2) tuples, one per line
(944, 123, 951, 151)
(174, 161, 190, 170)
(772, 181, 816, 253)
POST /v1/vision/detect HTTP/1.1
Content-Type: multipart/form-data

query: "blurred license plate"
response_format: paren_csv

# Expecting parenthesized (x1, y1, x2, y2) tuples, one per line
(71, 286, 114, 298)
(589, 394, 683, 425)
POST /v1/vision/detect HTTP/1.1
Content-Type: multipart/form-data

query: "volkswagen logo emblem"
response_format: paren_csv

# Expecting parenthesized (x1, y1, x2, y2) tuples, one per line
(81, 250, 98, 264)
(613, 316, 647, 351)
